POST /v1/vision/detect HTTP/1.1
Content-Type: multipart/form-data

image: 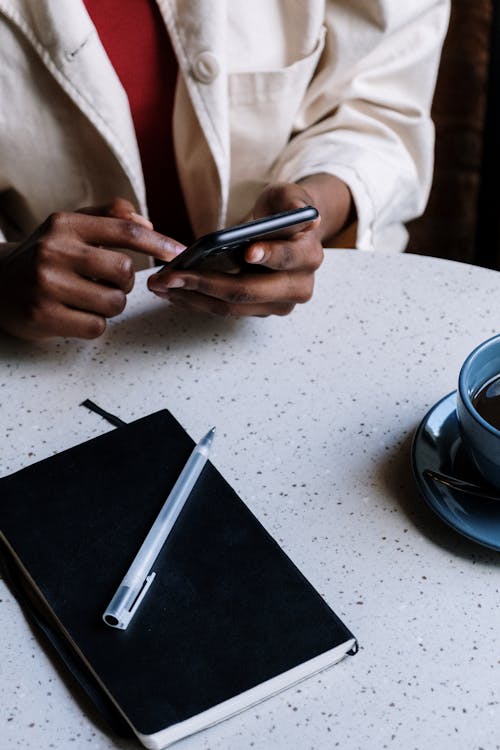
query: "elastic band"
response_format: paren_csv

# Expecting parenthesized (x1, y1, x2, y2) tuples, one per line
(80, 399, 127, 427)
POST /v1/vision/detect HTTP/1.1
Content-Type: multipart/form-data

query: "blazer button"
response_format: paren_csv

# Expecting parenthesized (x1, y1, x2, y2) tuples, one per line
(192, 51, 220, 84)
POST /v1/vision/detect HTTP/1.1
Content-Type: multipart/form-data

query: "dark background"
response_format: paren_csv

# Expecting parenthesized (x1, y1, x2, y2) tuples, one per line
(406, 0, 500, 268)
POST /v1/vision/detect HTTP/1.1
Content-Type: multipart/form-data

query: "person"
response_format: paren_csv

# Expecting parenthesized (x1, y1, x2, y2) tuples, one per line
(0, 0, 450, 340)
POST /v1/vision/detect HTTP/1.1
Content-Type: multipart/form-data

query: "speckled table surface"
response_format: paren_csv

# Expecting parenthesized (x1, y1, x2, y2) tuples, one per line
(1, 250, 499, 750)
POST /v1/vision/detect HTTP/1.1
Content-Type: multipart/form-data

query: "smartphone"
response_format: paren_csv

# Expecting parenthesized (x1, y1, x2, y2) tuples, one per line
(164, 205, 319, 273)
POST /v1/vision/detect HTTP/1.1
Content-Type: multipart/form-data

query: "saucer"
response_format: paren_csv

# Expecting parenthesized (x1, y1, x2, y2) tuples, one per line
(412, 391, 500, 551)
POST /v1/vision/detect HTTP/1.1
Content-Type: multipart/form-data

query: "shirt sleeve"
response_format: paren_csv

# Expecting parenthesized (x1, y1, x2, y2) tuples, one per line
(270, 0, 450, 251)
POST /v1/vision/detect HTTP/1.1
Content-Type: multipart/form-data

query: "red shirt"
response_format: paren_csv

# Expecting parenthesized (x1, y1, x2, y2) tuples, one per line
(83, 0, 192, 244)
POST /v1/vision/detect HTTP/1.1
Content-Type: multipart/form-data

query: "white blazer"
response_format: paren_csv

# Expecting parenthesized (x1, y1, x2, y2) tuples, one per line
(0, 0, 449, 266)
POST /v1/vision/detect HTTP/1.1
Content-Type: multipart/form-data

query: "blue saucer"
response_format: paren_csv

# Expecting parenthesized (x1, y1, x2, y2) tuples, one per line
(412, 391, 500, 551)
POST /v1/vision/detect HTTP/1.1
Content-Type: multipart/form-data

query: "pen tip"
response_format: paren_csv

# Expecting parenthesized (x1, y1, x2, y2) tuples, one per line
(203, 427, 215, 448)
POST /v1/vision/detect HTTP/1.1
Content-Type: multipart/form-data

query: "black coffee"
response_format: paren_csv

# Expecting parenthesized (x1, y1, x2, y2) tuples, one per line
(472, 374, 500, 429)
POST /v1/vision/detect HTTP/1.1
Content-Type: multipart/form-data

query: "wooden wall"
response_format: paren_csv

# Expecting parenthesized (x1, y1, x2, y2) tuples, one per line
(406, 0, 494, 265)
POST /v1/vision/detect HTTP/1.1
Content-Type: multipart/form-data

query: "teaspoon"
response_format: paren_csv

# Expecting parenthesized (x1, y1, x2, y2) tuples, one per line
(423, 469, 500, 502)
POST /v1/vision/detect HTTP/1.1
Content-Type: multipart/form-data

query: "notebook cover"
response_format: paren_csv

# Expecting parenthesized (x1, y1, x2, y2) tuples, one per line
(0, 410, 355, 739)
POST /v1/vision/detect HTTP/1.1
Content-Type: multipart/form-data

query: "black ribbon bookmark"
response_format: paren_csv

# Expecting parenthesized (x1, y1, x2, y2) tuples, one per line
(80, 399, 127, 428)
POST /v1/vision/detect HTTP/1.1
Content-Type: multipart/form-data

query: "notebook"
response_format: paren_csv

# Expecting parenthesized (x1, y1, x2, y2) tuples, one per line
(0, 408, 357, 749)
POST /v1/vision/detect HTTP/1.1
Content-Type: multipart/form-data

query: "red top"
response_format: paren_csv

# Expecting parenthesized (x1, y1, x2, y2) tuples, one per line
(84, 0, 192, 244)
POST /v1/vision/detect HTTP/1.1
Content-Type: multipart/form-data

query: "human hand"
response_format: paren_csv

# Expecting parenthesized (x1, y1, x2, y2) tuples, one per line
(0, 198, 183, 340)
(147, 183, 323, 317)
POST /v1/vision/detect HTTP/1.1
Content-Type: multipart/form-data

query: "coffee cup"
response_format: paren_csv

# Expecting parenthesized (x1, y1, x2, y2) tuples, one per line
(457, 333, 500, 489)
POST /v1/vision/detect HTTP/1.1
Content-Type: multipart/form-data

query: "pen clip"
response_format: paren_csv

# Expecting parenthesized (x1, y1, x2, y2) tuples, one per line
(126, 572, 156, 626)
(104, 572, 157, 630)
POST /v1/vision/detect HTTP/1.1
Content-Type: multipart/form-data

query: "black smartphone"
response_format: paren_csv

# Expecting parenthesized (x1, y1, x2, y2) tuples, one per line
(164, 205, 319, 273)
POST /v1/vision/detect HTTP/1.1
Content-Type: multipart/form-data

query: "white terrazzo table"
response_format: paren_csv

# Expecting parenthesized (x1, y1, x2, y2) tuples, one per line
(1, 250, 499, 750)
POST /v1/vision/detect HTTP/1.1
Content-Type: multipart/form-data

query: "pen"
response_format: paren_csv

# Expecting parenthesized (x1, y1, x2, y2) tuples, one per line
(103, 427, 215, 630)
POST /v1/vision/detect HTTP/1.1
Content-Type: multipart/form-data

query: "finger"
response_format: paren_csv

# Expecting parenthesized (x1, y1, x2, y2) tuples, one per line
(18, 299, 107, 340)
(70, 245, 135, 293)
(77, 197, 153, 229)
(245, 233, 323, 272)
(166, 289, 295, 318)
(148, 269, 314, 306)
(44, 212, 184, 262)
(49, 268, 128, 318)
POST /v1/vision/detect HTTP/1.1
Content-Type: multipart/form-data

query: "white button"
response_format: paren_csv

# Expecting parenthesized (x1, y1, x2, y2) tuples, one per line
(192, 51, 220, 84)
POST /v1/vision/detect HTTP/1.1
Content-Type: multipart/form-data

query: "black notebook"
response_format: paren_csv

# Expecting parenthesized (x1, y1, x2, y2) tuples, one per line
(0, 409, 357, 749)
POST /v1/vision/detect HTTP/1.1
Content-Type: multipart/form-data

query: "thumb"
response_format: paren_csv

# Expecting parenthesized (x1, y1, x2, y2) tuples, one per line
(250, 183, 320, 238)
(252, 182, 314, 218)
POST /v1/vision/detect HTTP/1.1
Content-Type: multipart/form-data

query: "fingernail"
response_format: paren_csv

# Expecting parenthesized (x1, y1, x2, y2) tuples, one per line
(166, 277, 185, 289)
(148, 275, 185, 294)
(122, 258, 133, 275)
(248, 245, 265, 263)
(148, 276, 164, 294)
(130, 211, 154, 229)
(152, 291, 170, 299)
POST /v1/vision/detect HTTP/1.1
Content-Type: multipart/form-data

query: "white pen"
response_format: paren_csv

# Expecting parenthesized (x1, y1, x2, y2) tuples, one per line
(103, 427, 215, 630)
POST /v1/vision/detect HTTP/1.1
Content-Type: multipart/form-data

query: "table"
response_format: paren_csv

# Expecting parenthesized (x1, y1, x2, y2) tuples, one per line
(1, 250, 499, 750)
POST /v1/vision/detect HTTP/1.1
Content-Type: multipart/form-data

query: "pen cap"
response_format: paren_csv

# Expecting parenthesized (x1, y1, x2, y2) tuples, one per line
(103, 574, 156, 630)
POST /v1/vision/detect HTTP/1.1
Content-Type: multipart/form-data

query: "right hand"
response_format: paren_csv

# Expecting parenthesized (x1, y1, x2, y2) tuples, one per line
(0, 198, 184, 340)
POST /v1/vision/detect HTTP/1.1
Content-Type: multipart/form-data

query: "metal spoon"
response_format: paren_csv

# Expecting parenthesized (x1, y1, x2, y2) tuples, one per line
(423, 469, 500, 502)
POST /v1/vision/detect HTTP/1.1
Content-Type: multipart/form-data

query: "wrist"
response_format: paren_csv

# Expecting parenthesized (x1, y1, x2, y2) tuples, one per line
(297, 173, 356, 245)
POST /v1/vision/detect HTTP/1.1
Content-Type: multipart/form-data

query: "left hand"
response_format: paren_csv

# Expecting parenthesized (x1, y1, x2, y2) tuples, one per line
(147, 183, 323, 317)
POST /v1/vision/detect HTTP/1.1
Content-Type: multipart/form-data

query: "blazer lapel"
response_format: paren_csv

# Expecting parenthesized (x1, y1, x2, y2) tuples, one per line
(0, 0, 146, 211)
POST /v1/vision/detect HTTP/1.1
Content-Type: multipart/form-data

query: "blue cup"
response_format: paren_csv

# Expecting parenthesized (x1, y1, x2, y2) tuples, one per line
(457, 334, 500, 489)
